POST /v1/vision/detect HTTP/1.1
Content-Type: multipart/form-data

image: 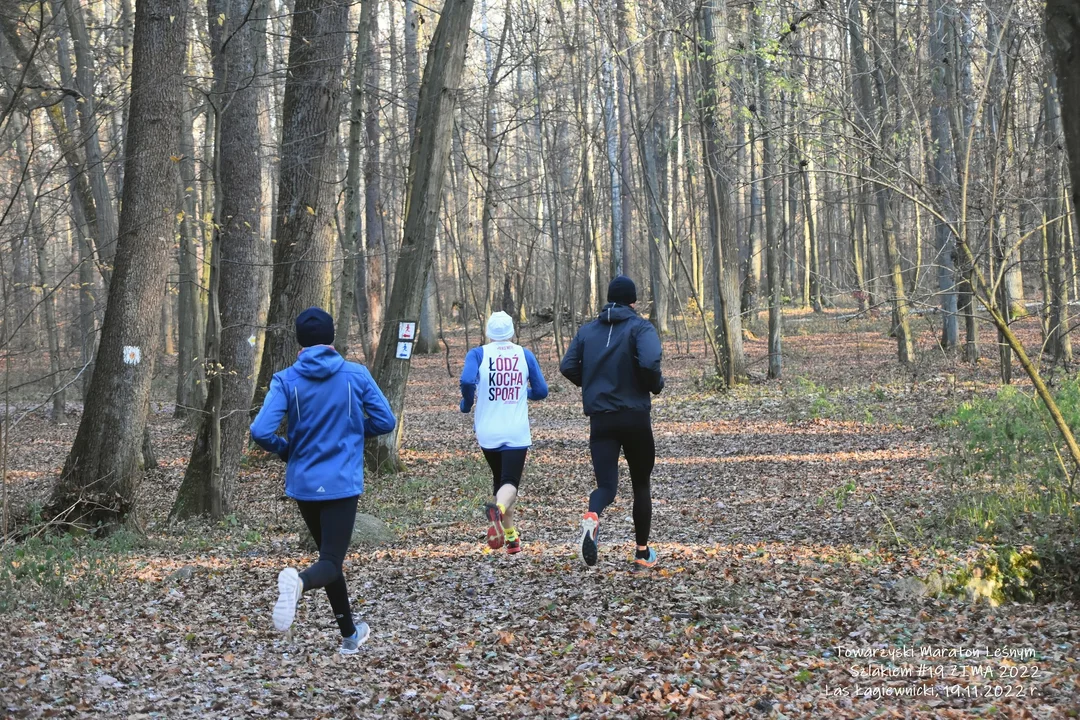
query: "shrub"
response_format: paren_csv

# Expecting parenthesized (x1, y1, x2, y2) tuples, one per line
(940, 380, 1080, 533)
(0, 528, 137, 612)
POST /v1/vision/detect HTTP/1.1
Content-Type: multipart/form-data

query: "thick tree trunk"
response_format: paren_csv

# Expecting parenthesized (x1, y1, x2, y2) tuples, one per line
(365, 0, 475, 473)
(416, 274, 439, 354)
(1047, 0, 1080, 364)
(51, 0, 188, 529)
(254, 0, 349, 406)
(172, 0, 264, 520)
(404, 0, 429, 348)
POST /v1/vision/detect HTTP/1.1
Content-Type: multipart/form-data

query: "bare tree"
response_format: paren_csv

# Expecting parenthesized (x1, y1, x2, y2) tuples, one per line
(172, 0, 265, 520)
(365, 0, 476, 472)
(254, 0, 349, 404)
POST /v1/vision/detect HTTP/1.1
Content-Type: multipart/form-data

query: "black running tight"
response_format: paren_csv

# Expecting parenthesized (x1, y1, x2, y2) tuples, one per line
(587, 410, 655, 547)
(295, 495, 358, 637)
(482, 447, 528, 494)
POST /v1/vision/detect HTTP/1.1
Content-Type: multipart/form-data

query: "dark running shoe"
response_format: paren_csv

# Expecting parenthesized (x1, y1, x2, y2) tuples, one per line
(578, 512, 599, 567)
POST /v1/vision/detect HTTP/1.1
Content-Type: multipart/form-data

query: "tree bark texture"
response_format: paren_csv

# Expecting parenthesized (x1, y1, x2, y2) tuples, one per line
(254, 0, 349, 405)
(52, 0, 188, 528)
(365, 0, 475, 472)
(695, 0, 745, 385)
(172, 0, 264, 520)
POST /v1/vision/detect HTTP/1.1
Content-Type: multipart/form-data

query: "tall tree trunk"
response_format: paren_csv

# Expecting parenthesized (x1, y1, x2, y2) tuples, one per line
(61, 0, 118, 272)
(51, 0, 188, 528)
(174, 86, 206, 419)
(365, 0, 475, 473)
(14, 118, 64, 421)
(930, 0, 959, 350)
(337, 0, 376, 359)
(1044, 74, 1073, 363)
(614, 0, 634, 278)
(753, 5, 781, 379)
(695, 0, 745, 385)
(254, 0, 349, 406)
(627, 5, 670, 334)
(480, 5, 510, 322)
(172, 0, 264, 520)
(403, 0, 439, 354)
(601, 7, 623, 277)
(534, 26, 564, 357)
(1047, 0, 1080, 362)
(848, 0, 912, 363)
(363, 8, 384, 359)
(986, 10, 1013, 381)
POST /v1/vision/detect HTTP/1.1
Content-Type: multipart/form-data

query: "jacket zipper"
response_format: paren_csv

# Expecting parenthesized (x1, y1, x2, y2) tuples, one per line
(294, 387, 301, 419)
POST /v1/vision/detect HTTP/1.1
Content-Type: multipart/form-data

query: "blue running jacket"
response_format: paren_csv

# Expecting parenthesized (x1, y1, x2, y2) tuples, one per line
(250, 345, 396, 500)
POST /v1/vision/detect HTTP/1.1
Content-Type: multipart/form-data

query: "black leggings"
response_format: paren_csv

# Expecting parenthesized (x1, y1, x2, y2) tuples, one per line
(296, 495, 358, 637)
(482, 447, 528, 495)
(587, 410, 655, 547)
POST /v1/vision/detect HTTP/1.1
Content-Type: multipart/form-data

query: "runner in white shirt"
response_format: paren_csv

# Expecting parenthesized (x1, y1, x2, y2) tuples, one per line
(459, 312, 548, 554)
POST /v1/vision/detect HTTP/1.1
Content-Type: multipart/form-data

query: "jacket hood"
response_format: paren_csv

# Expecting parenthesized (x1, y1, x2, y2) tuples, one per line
(294, 345, 345, 379)
(598, 303, 638, 325)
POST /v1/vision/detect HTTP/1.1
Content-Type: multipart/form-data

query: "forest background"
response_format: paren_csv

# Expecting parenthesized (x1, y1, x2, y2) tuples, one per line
(1, 0, 1080, 715)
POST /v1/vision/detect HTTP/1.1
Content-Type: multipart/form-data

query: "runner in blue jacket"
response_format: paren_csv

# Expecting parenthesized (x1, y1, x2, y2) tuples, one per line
(560, 276, 665, 570)
(251, 307, 395, 654)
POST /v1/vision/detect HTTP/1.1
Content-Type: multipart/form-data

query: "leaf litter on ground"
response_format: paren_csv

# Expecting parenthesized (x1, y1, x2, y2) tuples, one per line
(0, 312, 1077, 718)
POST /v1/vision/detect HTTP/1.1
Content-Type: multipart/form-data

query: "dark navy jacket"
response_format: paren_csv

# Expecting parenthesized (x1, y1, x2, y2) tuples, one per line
(250, 346, 396, 500)
(559, 303, 665, 415)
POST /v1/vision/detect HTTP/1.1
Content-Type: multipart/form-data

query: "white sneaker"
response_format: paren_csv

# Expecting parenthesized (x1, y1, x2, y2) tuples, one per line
(273, 567, 303, 631)
(339, 622, 371, 655)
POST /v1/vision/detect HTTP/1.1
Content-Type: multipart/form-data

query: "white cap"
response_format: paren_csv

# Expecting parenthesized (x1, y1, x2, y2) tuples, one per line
(486, 311, 515, 341)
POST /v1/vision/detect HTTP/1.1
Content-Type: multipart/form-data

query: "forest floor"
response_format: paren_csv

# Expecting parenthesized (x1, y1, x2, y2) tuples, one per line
(1, 309, 1078, 719)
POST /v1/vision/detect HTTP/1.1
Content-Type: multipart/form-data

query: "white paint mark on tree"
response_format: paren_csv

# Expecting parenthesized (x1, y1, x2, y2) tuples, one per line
(123, 346, 142, 365)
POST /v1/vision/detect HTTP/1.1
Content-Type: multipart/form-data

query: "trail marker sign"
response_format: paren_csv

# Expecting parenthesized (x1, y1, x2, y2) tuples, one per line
(398, 322, 416, 341)
(395, 341, 414, 360)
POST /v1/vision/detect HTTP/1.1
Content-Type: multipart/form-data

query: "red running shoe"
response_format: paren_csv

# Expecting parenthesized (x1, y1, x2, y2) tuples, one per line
(484, 503, 505, 550)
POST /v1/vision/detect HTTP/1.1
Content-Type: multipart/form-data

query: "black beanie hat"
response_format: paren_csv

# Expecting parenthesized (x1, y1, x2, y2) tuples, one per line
(607, 275, 637, 305)
(295, 307, 334, 348)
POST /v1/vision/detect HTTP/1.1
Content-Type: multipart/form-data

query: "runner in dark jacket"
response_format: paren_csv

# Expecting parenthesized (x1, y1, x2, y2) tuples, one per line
(559, 276, 665, 569)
